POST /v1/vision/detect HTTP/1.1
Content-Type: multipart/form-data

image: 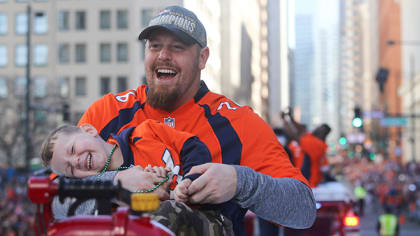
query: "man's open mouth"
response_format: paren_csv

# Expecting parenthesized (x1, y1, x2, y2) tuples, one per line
(156, 68, 177, 79)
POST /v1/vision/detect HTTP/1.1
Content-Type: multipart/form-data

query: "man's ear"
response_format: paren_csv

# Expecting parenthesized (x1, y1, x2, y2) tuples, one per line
(198, 47, 209, 70)
(80, 124, 98, 136)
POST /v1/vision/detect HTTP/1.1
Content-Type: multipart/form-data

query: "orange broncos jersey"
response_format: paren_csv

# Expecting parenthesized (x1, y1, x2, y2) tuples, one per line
(79, 81, 309, 234)
(79, 81, 307, 186)
(299, 133, 328, 187)
(108, 119, 211, 189)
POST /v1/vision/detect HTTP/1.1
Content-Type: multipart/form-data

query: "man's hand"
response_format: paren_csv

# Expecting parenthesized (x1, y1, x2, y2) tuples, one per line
(174, 178, 192, 203)
(186, 163, 237, 204)
(115, 166, 170, 200)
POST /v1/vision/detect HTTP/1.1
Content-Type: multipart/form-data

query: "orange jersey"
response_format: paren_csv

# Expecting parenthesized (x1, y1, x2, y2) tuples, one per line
(79, 81, 307, 186)
(299, 133, 328, 187)
(109, 119, 211, 189)
(79, 81, 309, 234)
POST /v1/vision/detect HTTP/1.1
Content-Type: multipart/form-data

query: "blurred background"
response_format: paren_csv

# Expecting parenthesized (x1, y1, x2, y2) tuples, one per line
(0, 0, 420, 235)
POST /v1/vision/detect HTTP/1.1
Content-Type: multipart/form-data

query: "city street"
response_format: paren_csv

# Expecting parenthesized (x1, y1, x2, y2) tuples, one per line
(360, 199, 420, 236)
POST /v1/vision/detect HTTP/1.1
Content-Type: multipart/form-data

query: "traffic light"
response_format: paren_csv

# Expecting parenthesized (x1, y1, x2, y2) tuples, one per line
(352, 106, 363, 128)
(62, 103, 70, 122)
(339, 136, 347, 146)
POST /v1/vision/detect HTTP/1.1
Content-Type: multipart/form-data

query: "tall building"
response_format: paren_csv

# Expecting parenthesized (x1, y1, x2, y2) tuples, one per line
(267, 0, 291, 127)
(312, 0, 340, 141)
(293, 13, 314, 126)
(398, 0, 420, 163)
(184, 0, 221, 93)
(339, 0, 369, 144)
(378, 0, 402, 161)
(220, 0, 269, 120)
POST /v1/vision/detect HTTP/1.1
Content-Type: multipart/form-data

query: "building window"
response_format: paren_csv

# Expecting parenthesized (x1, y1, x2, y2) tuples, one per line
(75, 11, 86, 30)
(0, 45, 7, 67)
(15, 13, 28, 35)
(33, 76, 47, 98)
(15, 44, 27, 66)
(33, 12, 47, 34)
(33, 44, 48, 66)
(34, 110, 47, 123)
(15, 76, 26, 97)
(58, 76, 70, 98)
(0, 13, 7, 35)
(58, 11, 69, 31)
(0, 77, 7, 98)
(75, 43, 86, 63)
(117, 76, 127, 92)
(117, 42, 128, 62)
(100, 43, 111, 63)
(141, 8, 156, 27)
(58, 43, 70, 64)
(100, 76, 110, 95)
(116, 10, 128, 29)
(100, 10, 111, 29)
(75, 76, 86, 96)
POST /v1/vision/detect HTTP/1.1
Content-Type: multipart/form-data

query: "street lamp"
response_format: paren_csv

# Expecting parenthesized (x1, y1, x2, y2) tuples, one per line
(387, 40, 420, 163)
(24, 5, 44, 170)
(24, 5, 31, 170)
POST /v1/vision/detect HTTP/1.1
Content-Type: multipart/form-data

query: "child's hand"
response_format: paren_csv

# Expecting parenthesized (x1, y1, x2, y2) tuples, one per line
(115, 166, 170, 200)
(174, 178, 192, 203)
(144, 164, 168, 178)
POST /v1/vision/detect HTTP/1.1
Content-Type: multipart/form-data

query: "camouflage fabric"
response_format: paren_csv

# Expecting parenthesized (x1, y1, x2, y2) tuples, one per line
(147, 200, 234, 236)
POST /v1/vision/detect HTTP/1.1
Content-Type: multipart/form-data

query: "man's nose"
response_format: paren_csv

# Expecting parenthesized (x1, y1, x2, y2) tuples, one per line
(158, 47, 171, 60)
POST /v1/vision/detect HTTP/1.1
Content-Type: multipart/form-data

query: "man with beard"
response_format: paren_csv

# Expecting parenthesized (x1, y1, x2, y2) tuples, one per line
(58, 5, 316, 235)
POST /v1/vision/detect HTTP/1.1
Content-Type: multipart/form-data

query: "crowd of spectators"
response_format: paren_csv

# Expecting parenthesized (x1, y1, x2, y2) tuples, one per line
(0, 167, 35, 236)
(329, 154, 420, 223)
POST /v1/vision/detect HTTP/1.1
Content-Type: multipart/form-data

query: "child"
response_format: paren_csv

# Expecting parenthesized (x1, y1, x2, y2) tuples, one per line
(40, 119, 233, 235)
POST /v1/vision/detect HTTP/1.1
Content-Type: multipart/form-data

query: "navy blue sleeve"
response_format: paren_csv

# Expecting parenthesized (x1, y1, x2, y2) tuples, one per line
(179, 137, 211, 175)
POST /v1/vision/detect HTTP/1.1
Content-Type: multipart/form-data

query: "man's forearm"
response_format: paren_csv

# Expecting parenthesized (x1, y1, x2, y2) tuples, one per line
(233, 166, 316, 229)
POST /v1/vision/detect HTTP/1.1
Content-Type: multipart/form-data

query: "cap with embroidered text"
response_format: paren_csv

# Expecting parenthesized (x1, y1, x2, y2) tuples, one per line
(138, 5, 207, 48)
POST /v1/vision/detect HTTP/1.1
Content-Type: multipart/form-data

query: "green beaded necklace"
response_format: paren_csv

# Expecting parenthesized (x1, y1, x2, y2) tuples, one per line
(96, 144, 170, 193)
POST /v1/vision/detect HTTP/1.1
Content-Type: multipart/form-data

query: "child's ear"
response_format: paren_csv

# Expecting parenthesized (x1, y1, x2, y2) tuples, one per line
(80, 124, 98, 136)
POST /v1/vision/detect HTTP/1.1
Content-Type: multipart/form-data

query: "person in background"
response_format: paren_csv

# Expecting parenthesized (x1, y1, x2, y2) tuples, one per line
(56, 5, 316, 235)
(377, 206, 399, 236)
(281, 108, 331, 188)
(354, 182, 367, 217)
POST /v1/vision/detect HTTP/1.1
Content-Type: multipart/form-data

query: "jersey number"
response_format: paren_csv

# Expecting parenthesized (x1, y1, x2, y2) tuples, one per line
(217, 102, 237, 111)
(161, 149, 181, 184)
(116, 91, 136, 102)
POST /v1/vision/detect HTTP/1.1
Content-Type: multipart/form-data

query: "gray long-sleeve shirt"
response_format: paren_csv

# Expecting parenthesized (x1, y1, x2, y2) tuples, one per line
(233, 165, 316, 228)
(53, 166, 316, 229)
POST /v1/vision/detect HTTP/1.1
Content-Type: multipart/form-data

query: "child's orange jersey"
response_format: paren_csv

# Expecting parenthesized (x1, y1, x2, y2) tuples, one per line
(108, 119, 211, 189)
(299, 133, 328, 187)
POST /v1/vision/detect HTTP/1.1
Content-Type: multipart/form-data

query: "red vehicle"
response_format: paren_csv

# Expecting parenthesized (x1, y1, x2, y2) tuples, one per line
(311, 181, 360, 236)
(27, 174, 174, 236)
